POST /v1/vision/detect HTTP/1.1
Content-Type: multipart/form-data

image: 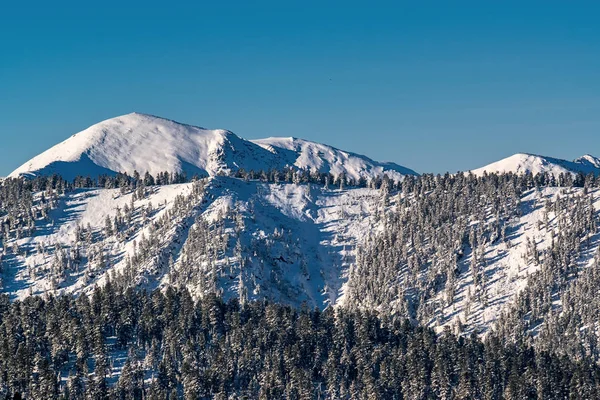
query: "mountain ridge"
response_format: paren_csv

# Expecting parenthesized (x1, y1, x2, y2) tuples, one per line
(7, 112, 599, 180)
(3, 120, 600, 366)
(470, 152, 600, 177)
(9, 112, 418, 182)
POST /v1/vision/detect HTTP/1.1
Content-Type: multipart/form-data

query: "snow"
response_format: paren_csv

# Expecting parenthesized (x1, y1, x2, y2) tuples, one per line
(3, 178, 384, 309)
(432, 187, 600, 336)
(3, 183, 195, 299)
(5, 111, 600, 336)
(252, 137, 418, 182)
(3, 177, 600, 339)
(471, 153, 600, 177)
(9, 113, 274, 181)
(9, 113, 417, 181)
(574, 154, 600, 169)
(173, 178, 385, 307)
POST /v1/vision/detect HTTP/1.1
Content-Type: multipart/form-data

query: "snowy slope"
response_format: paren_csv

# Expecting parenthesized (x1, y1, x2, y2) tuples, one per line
(432, 187, 600, 335)
(252, 137, 418, 181)
(2, 177, 600, 341)
(9, 113, 417, 181)
(1, 177, 384, 308)
(574, 154, 600, 170)
(6, 111, 600, 339)
(9, 113, 285, 181)
(471, 153, 600, 176)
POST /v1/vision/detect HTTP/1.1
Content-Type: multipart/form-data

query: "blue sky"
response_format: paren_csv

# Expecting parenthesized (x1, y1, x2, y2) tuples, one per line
(1, 1, 599, 175)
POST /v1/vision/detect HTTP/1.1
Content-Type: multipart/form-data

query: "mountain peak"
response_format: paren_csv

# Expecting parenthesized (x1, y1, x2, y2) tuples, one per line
(471, 152, 600, 177)
(9, 114, 417, 182)
(574, 154, 600, 169)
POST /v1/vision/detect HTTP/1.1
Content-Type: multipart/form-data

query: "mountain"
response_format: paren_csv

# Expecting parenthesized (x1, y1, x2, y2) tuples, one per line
(252, 137, 417, 181)
(4, 172, 600, 344)
(3, 180, 598, 400)
(4, 113, 600, 375)
(1, 177, 386, 307)
(9, 113, 417, 181)
(470, 152, 600, 176)
(574, 154, 600, 169)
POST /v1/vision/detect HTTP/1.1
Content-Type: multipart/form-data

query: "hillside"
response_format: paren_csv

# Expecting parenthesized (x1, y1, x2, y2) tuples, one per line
(1, 177, 385, 309)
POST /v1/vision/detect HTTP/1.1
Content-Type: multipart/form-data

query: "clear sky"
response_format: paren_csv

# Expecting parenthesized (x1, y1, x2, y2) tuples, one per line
(1, 1, 599, 175)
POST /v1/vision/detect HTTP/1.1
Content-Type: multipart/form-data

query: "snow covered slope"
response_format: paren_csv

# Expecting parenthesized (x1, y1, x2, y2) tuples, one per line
(471, 153, 600, 176)
(431, 187, 600, 336)
(574, 154, 600, 170)
(9, 113, 417, 181)
(2, 176, 600, 344)
(252, 137, 417, 182)
(9, 113, 283, 181)
(1, 177, 385, 308)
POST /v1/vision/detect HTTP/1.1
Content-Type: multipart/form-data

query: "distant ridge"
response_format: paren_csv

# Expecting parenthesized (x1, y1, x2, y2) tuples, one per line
(470, 152, 600, 177)
(9, 113, 418, 181)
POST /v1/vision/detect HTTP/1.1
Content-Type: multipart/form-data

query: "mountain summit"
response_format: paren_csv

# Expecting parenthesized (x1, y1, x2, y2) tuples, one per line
(9, 113, 418, 181)
(470, 152, 600, 176)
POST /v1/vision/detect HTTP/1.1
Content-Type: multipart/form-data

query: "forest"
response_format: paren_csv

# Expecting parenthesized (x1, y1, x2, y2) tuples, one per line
(0, 285, 598, 399)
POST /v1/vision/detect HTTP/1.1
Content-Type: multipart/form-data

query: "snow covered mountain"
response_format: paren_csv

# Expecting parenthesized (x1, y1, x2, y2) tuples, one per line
(574, 154, 600, 170)
(3, 174, 600, 341)
(4, 112, 600, 360)
(9, 113, 417, 181)
(471, 152, 600, 176)
(3, 176, 598, 400)
(252, 137, 417, 181)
